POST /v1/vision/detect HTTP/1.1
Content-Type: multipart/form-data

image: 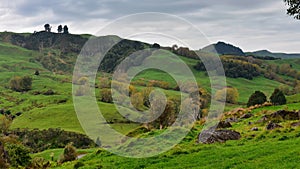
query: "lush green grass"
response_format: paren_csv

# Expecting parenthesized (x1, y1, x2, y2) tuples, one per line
(52, 103, 300, 168)
(131, 50, 285, 104)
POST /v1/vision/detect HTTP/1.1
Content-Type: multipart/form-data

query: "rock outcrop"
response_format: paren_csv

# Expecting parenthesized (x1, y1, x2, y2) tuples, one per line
(198, 129, 241, 144)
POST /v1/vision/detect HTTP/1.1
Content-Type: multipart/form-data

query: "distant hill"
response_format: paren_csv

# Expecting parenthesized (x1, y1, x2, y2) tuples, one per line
(246, 50, 300, 59)
(201, 41, 245, 56)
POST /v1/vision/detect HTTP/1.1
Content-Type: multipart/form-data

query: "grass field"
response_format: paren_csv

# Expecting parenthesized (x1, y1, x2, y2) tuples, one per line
(50, 103, 300, 169)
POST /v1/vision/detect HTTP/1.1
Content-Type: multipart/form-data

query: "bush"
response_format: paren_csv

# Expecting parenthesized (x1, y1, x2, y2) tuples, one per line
(100, 88, 113, 103)
(5, 143, 31, 167)
(9, 76, 32, 92)
(74, 161, 85, 169)
(60, 142, 77, 163)
(247, 91, 267, 107)
(215, 87, 239, 104)
(270, 88, 286, 105)
(30, 157, 51, 169)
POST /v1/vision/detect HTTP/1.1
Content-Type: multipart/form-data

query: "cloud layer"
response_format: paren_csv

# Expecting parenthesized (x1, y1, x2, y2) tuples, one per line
(1, 0, 299, 52)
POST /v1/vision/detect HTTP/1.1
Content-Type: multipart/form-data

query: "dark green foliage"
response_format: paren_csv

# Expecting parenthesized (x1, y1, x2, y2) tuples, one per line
(284, 0, 300, 19)
(5, 143, 31, 167)
(10, 128, 95, 153)
(0, 142, 9, 168)
(57, 25, 63, 33)
(30, 157, 51, 169)
(194, 59, 260, 80)
(34, 70, 40, 76)
(247, 91, 267, 107)
(60, 142, 77, 163)
(202, 41, 245, 56)
(152, 43, 160, 49)
(74, 161, 85, 169)
(44, 24, 51, 32)
(270, 89, 287, 105)
(9, 75, 32, 92)
(99, 39, 150, 73)
(63, 25, 69, 34)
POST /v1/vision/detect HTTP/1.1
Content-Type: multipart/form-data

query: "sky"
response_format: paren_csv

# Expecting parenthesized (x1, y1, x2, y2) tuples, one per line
(0, 0, 299, 53)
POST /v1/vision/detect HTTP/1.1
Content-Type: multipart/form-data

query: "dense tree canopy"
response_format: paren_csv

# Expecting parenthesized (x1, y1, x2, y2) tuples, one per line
(284, 0, 300, 19)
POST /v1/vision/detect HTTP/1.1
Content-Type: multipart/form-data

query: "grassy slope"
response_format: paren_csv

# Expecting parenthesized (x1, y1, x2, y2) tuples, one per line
(132, 51, 284, 104)
(2, 44, 296, 133)
(1, 38, 300, 168)
(52, 103, 300, 169)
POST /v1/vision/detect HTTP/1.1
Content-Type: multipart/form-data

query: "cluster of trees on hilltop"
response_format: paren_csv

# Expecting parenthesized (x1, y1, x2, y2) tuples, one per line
(43, 23, 69, 34)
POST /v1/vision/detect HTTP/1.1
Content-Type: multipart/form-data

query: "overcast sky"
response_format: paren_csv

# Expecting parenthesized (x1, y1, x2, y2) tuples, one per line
(1, 0, 299, 53)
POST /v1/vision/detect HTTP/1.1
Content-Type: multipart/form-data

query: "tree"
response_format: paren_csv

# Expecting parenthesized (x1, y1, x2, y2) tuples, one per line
(247, 91, 267, 107)
(270, 88, 287, 105)
(284, 0, 300, 19)
(57, 25, 63, 33)
(63, 25, 69, 34)
(152, 43, 160, 49)
(44, 23, 51, 32)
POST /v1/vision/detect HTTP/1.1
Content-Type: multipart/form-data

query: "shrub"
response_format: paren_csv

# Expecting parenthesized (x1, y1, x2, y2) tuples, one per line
(60, 142, 77, 163)
(5, 143, 31, 167)
(247, 91, 267, 107)
(9, 76, 32, 92)
(131, 92, 144, 110)
(30, 157, 51, 169)
(215, 87, 239, 104)
(100, 88, 113, 103)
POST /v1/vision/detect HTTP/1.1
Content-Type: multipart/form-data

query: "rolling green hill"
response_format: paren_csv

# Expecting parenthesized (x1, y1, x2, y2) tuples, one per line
(0, 32, 300, 168)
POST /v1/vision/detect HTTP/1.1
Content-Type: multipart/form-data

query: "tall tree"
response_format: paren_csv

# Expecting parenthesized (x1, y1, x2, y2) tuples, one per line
(63, 25, 69, 34)
(284, 0, 300, 19)
(44, 23, 51, 32)
(57, 25, 63, 33)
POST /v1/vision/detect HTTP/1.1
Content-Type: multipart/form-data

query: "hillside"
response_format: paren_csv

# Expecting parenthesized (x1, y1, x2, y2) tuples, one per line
(247, 50, 300, 59)
(0, 32, 300, 168)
